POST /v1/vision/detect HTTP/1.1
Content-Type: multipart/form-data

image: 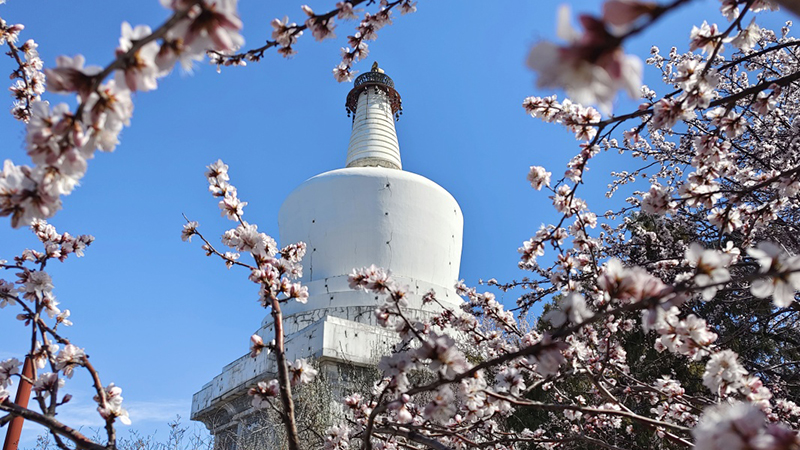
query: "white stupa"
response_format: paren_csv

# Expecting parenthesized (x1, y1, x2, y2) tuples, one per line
(191, 63, 464, 444)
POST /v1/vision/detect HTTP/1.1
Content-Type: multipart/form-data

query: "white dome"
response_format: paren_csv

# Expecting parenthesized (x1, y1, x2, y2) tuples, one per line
(278, 166, 463, 313)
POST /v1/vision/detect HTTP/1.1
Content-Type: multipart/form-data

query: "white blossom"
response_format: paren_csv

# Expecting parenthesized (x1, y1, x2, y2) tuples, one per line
(748, 242, 800, 308)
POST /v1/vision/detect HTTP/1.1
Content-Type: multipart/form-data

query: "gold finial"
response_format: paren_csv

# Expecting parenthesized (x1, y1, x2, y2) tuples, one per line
(371, 61, 384, 74)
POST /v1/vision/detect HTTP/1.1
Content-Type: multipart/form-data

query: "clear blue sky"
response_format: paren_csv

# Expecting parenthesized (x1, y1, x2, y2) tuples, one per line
(0, 0, 794, 446)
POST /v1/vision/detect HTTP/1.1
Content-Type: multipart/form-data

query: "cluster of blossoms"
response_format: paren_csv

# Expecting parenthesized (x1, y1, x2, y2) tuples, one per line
(0, 357, 21, 403)
(508, 0, 800, 449)
(332, 0, 417, 82)
(3, 27, 45, 123)
(189, 160, 311, 307)
(207, 0, 416, 82)
(184, 160, 319, 439)
(319, 246, 799, 449)
(747, 242, 800, 307)
(95, 383, 131, 425)
(527, 4, 643, 114)
(249, 359, 319, 408)
(1, 219, 134, 446)
(523, 95, 602, 142)
(1, 0, 244, 229)
(5, 220, 93, 325)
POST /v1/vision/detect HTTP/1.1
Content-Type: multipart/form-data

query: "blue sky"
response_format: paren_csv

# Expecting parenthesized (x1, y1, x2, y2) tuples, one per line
(0, 0, 794, 446)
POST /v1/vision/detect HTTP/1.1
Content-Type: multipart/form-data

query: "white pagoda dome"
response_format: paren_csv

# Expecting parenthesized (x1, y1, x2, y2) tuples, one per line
(191, 64, 464, 444)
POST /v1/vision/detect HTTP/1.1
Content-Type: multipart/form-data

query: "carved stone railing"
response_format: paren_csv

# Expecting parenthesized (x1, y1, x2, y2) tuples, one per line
(345, 71, 403, 120)
(353, 71, 395, 88)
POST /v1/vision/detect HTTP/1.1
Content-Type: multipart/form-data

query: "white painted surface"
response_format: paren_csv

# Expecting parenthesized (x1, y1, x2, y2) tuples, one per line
(270, 275, 462, 323)
(346, 89, 401, 169)
(278, 166, 463, 317)
(191, 314, 400, 417)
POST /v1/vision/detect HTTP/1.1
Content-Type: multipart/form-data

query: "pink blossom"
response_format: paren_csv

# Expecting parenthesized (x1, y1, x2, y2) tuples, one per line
(527, 166, 551, 190)
(693, 402, 779, 450)
(529, 337, 567, 377)
(527, 6, 642, 113)
(32, 372, 64, 399)
(218, 193, 247, 220)
(703, 349, 747, 395)
(417, 334, 469, 379)
(271, 16, 302, 48)
(95, 383, 131, 425)
(221, 223, 277, 258)
(543, 292, 593, 327)
(706, 107, 746, 138)
(719, 0, 740, 20)
(336, 2, 358, 20)
(115, 22, 162, 92)
(349, 265, 394, 293)
(183, 0, 244, 53)
(288, 358, 318, 386)
(285, 282, 308, 303)
(206, 159, 229, 182)
(686, 243, 732, 300)
(0, 22, 22, 45)
(652, 98, 695, 129)
(181, 221, 199, 242)
(689, 21, 721, 54)
(55, 344, 85, 378)
(730, 19, 762, 51)
(19, 269, 53, 299)
(675, 60, 719, 109)
(280, 242, 307, 263)
(601, 1, 657, 27)
(641, 183, 675, 215)
(56, 309, 72, 327)
(156, 23, 205, 73)
(249, 334, 267, 357)
(26, 101, 86, 172)
(754, 89, 778, 115)
(0, 280, 17, 308)
(333, 62, 355, 82)
(398, 1, 417, 15)
(0, 358, 20, 387)
(44, 55, 102, 98)
(249, 379, 280, 408)
(707, 207, 743, 233)
(747, 242, 800, 308)
(749, 0, 779, 13)
(422, 387, 455, 424)
(302, 6, 336, 42)
(323, 424, 351, 449)
(31, 342, 58, 370)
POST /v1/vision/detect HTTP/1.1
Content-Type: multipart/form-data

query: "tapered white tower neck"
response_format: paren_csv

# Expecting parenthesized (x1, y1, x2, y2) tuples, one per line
(345, 64, 403, 169)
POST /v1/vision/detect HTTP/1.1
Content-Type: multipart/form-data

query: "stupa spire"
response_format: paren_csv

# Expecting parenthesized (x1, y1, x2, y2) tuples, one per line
(344, 62, 403, 169)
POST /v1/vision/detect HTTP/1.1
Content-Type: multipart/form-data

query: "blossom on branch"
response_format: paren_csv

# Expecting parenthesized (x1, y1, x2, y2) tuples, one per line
(95, 383, 131, 425)
(288, 358, 318, 386)
(0, 358, 20, 387)
(44, 55, 102, 98)
(115, 22, 162, 92)
(747, 242, 800, 308)
(527, 165, 552, 190)
(182, 0, 244, 53)
(527, 5, 642, 113)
